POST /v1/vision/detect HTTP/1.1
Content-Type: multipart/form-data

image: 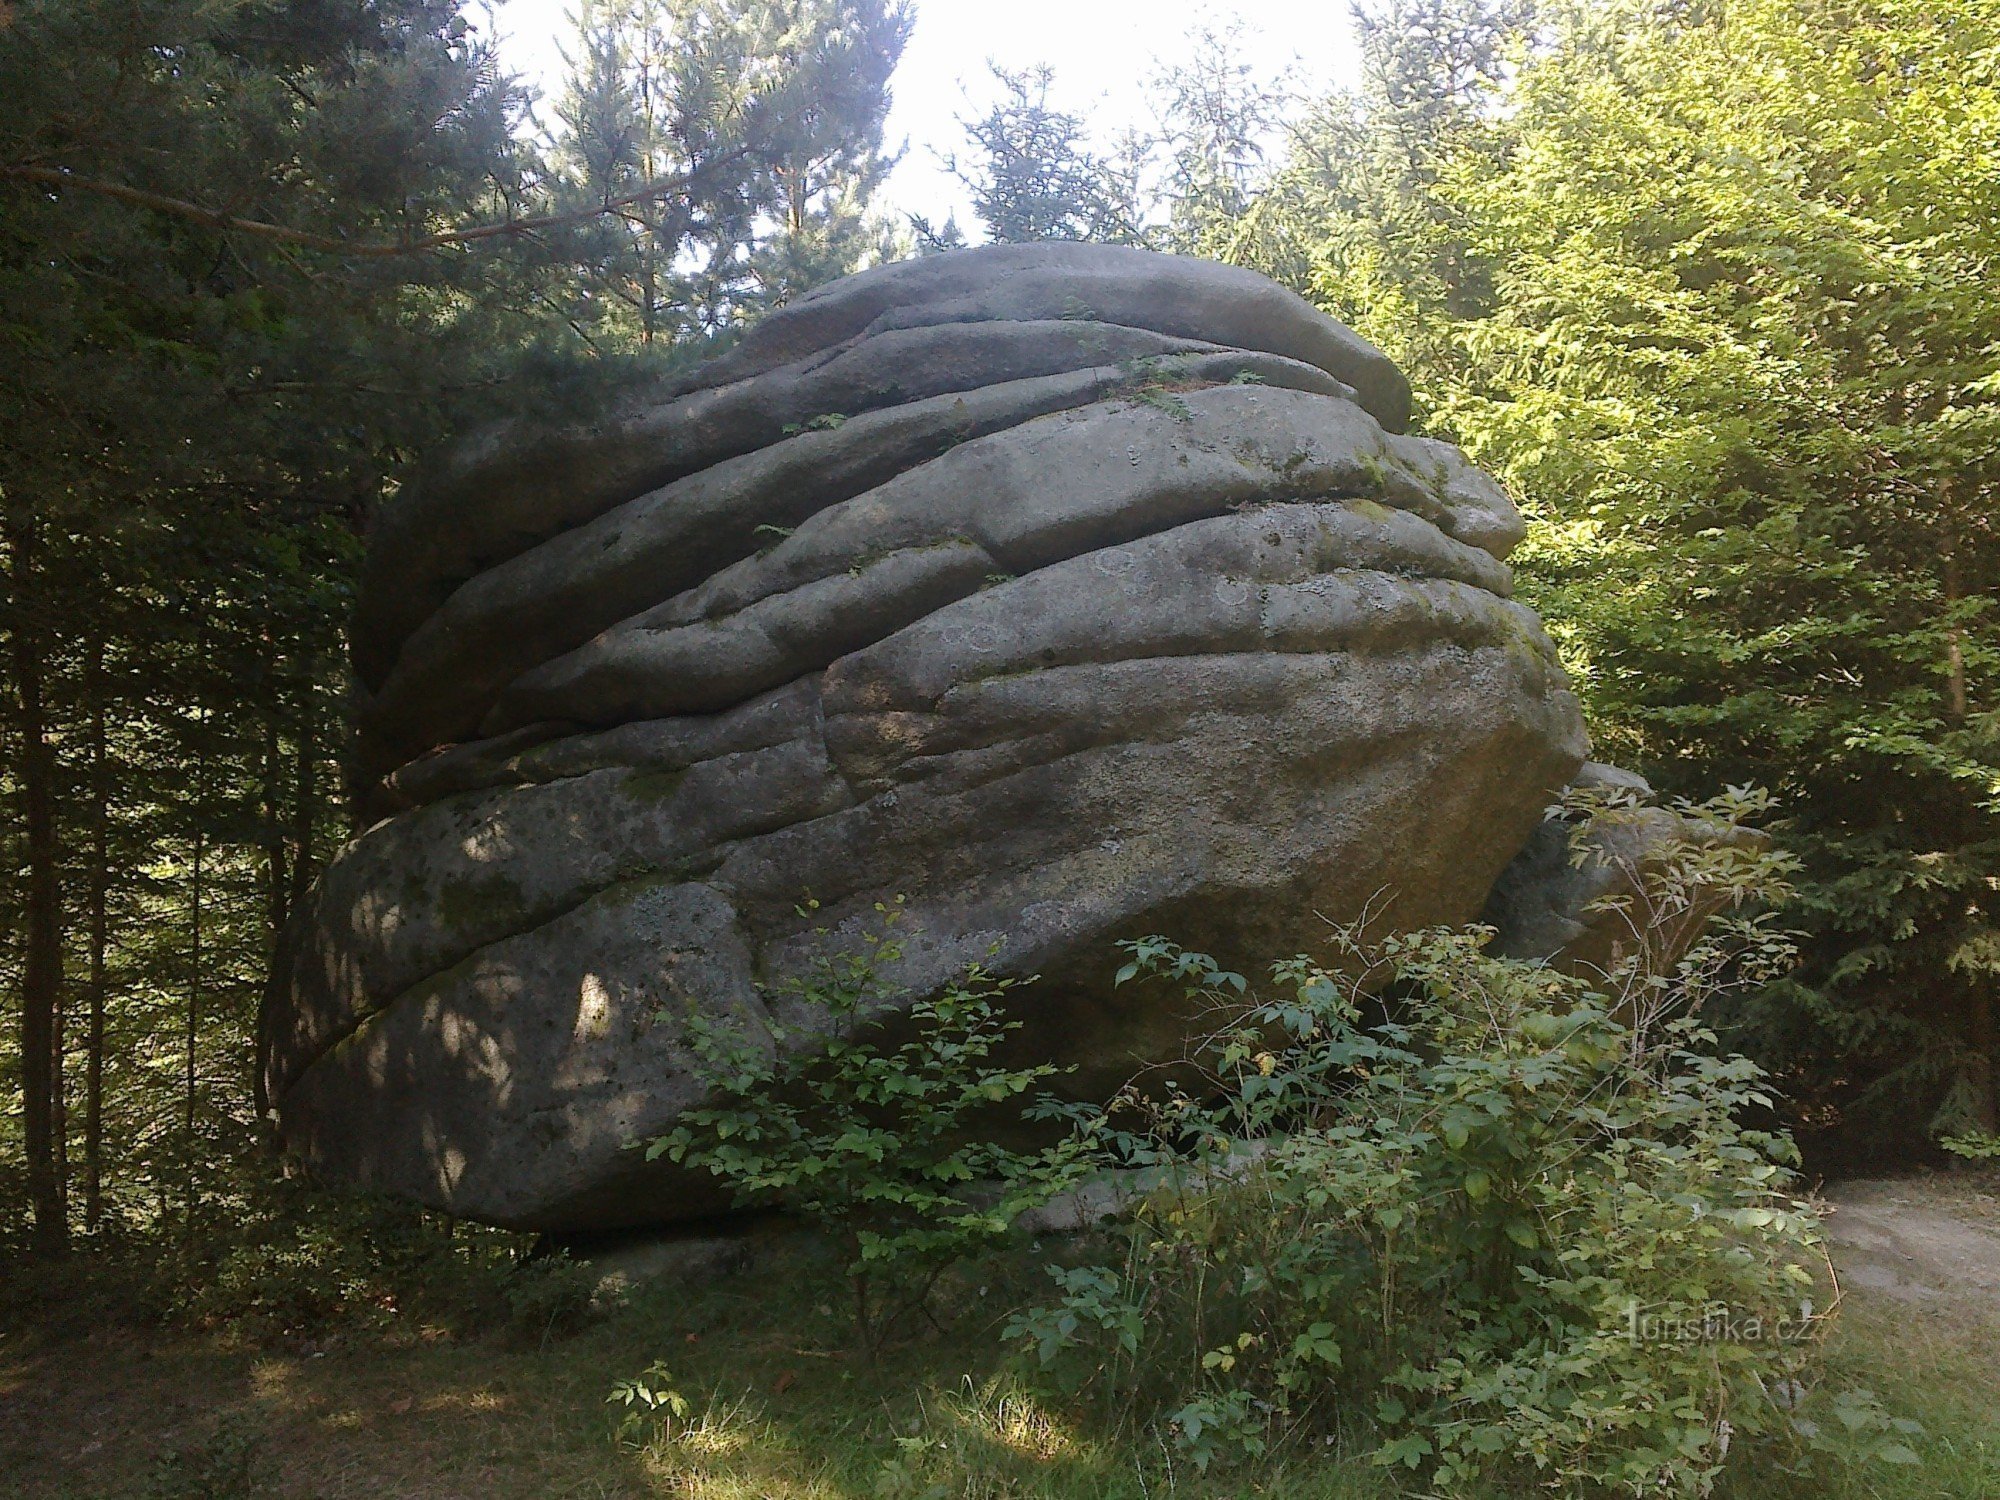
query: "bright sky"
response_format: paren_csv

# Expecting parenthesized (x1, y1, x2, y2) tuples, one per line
(482, 0, 1363, 230)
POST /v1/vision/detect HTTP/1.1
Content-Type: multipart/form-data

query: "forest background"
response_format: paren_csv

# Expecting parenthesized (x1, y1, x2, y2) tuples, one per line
(2, 0, 1997, 1262)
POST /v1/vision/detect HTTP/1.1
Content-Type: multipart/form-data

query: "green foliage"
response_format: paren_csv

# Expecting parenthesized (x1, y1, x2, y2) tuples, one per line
(946, 30, 1284, 257)
(1128, 384, 1196, 422)
(502, 1252, 604, 1345)
(606, 1359, 692, 1448)
(1940, 1131, 2000, 1162)
(0, 0, 550, 1256)
(946, 64, 1151, 245)
(1006, 799, 1913, 1491)
(1438, 0, 2000, 1151)
(1144, 24, 1288, 259)
(648, 901, 1095, 1355)
(1221, 0, 2000, 1154)
(781, 412, 850, 434)
(1013, 924, 1867, 1490)
(0, 0, 920, 1256)
(141, 1414, 257, 1500)
(8, 1173, 1994, 1498)
(163, 1181, 585, 1347)
(552, 0, 913, 348)
(1553, 781, 1804, 1028)
(1238, 0, 1532, 361)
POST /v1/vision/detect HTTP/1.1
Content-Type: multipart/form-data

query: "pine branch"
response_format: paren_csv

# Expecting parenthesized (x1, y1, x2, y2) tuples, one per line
(0, 156, 753, 258)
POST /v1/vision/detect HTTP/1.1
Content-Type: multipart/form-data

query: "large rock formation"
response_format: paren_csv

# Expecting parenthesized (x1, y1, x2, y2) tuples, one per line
(263, 244, 1596, 1233)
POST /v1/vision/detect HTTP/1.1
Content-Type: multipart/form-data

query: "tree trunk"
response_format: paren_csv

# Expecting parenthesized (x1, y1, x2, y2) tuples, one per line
(4, 497, 69, 1254)
(51, 930, 67, 1215)
(182, 816, 205, 1244)
(285, 682, 320, 923)
(84, 631, 108, 1232)
(1971, 986, 1998, 1137)
(1939, 483, 1991, 1129)
(1943, 482, 1969, 723)
(639, 58, 659, 346)
(182, 628, 209, 1246)
(1946, 549, 1968, 723)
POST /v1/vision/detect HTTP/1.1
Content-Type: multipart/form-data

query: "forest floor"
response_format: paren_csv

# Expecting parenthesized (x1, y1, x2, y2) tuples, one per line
(4, 1173, 2000, 1500)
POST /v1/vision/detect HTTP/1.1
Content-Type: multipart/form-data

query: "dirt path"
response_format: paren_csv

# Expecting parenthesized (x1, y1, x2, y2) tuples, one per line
(1823, 1175, 2000, 1309)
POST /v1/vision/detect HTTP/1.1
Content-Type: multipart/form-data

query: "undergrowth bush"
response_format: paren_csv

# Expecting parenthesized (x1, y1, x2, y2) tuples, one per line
(1940, 1130, 2000, 1161)
(1009, 791, 1920, 1493)
(650, 899, 1095, 1355)
(141, 1413, 257, 1500)
(170, 1180, 585, 1345)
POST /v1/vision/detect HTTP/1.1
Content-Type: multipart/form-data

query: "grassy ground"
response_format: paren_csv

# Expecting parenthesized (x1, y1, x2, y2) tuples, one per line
(4, 1184, 1998, 1500)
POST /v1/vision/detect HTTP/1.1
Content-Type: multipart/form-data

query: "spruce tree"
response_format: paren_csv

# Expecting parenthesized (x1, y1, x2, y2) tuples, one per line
(946, 64, 1149, 245)
(0, 0, 547, 1252)
(1242, 0, 1533, 382)
(1401, 0, 2000, 1149)
(552, 0, 912, 350)
(0, 0, 925, 1252)
(1148, 26, 1288, 259)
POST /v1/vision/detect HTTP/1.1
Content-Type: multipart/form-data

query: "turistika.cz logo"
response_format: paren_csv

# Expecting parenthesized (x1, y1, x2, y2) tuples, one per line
(1623, 1301, 1824, 1345)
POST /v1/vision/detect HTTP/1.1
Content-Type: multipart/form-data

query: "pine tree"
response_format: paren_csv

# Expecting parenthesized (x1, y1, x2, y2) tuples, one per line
(1242, 0, 1533, 382)
(0, 0, 549, 1252)
(1426, 0, 2000, 1148)
(946, 64, 1149, 245)
(1148, 26, 1288, 259)
(1223, 0, 2000, 1150)
(552, 0, 912, 351)
(0, 0, 924, 1252)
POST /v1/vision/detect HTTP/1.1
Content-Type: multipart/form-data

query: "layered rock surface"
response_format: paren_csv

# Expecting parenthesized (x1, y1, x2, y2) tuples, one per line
(266, 245, 1592, 1232)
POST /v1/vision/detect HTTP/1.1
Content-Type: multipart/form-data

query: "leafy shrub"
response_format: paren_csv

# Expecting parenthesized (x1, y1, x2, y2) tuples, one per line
(172, 1181, 553, 1344)
(503, 1250, 602, 1345)
(1010, 794, 1914, 1492)
(1939, 1131, 2000, 1161)
(649, 900, 1095, 1354)
(606, 1360, 691, 1448)
(142, 1415, 257, 1500)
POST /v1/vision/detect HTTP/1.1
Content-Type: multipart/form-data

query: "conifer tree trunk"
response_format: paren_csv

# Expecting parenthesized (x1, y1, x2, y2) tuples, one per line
(1971, 988, 1998, 1136)
(1940, 492, 1991, 1131)
(261, 701, 287, 939)
(182, 751, 206, 1244)
(4, 496, 69, 1254)
(286, 685, 319, 923)
(51, 958, 66, 1211)
(1944, 486, 1968, 723)
(83, 632, 108, 1232)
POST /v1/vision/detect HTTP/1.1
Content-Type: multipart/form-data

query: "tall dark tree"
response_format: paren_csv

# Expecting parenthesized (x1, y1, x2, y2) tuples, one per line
(0, 0, 926, 1253)
(1243, 0, 1533, 372)
(946, 64, 1148, 245)
(1251, 0, 2000, 1152)
(0, 0, 544, 1251)
(1148, 26, 1288, 259)
(1443, 0, 2000, 1152)
(552, 0, 912, 349)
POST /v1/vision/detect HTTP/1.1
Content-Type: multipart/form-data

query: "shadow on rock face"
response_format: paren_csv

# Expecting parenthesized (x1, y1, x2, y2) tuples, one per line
(266, 244, 1605, 1234)
(1480, 761, 1771, 989)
